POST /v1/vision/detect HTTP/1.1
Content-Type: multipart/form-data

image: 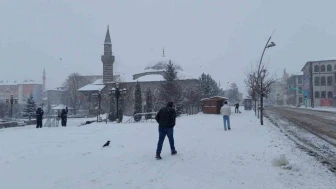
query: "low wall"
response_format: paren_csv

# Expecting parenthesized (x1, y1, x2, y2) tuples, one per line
(25, 120, 37, 125)
(0, 122, 18, 128)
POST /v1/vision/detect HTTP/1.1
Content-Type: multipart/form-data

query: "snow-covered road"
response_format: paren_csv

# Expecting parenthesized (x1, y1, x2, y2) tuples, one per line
(0, 109, 335, 189)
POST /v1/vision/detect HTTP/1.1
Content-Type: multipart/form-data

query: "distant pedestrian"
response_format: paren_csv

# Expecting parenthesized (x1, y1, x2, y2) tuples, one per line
(155, 101, 177, 160)
(61, 107, 68, 127)
(36, 107, 44, 128)
(220, 101, 231, 130)
(234, 103, 240, 113)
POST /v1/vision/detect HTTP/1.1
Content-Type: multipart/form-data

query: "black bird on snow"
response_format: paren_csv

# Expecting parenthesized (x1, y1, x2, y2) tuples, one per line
(102, 140, 110, 148)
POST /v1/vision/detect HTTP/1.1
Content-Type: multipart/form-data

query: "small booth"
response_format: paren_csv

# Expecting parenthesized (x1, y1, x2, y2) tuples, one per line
(201, 96, 229, 114)
(243, 98, 252, 110)
(51, 104, 73, 115)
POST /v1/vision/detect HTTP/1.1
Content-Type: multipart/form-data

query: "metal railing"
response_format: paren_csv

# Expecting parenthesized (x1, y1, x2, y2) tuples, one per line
(44, 116, 59, 127)
(124, 112, 157, 124)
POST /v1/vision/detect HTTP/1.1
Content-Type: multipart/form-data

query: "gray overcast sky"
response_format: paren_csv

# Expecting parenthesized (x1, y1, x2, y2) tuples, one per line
(1, 0, 336, 95)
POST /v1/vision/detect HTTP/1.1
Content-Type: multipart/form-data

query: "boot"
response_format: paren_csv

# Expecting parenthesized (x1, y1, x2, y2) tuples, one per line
(171, 150, 177, 155)
(155, 153, 162, 160)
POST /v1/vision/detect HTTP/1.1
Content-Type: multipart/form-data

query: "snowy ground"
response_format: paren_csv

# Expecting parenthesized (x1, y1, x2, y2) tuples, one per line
(0, 109, 335, 189)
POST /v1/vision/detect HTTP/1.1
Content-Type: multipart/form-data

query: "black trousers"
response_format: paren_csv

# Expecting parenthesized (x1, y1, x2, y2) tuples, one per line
(36, 119, 43, 128)
(61, 119, 67, 127)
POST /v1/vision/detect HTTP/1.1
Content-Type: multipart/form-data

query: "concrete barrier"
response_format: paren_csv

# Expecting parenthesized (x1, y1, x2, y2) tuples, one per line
(0, 122, 18, 129)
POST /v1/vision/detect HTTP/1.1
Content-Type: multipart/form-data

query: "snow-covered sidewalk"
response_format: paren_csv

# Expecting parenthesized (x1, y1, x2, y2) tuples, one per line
(0, 109, 335, 189)
(299, 106, 336, 112)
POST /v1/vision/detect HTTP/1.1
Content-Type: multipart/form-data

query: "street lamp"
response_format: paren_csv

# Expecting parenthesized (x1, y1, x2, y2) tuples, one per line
(109, 83, 127, 123)
(226, 82, 230, 97)
(258, 32, 276, 125)
(92, 91, 102, 122)
(6, 94, 18, 119)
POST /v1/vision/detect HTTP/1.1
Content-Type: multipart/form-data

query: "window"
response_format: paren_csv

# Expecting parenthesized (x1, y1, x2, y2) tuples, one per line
(314, 65, 320, 72)
(328, 91, 333, 98)
(315, 91, 320, 98)
(321, 65, 326, 72)
(327, 64, 332, 72)
(321, 76, 326, 86)
(334, 64, 336, 70)
(327, 76, 333, 86)
(314, 76, 320, 86)
(298, 76, 303, 84)
(298, 87, 303, 93)
(321, 91, 326, 98)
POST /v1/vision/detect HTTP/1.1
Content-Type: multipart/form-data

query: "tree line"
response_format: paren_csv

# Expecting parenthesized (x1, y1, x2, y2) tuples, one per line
(132, 61, 241, 121)
(41, 61, 241, 121)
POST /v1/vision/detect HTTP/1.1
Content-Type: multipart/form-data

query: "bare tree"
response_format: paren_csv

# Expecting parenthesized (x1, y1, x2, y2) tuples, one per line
(63, 73, 90, 115)
(244, 71, 258, 116)
(245, 61, 276, 124)
(183, 87, 202, 115)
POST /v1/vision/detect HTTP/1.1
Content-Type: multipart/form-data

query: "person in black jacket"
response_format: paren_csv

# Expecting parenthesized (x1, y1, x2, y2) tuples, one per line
(60, 107, 68, 127)
(155, 101, 177, 159)
(234, 103, 240, 113)
(36, 107, 44, 128)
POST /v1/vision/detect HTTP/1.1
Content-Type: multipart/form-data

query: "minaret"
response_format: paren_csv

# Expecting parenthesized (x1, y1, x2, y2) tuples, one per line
(101, 25, 115, 83)
(42, 68, 46, 91)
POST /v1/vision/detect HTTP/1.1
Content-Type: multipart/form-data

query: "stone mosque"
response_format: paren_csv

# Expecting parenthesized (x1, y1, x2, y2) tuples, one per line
(78, 26, 198, 116)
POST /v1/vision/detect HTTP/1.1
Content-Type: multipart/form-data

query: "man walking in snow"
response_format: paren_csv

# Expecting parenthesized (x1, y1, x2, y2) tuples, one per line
(155, 101, 177, 159)
(35, 107, 44, 128)
(60, 107, 68, 127)
(234, 103, 240, 113)
(220, 101, 231, 130)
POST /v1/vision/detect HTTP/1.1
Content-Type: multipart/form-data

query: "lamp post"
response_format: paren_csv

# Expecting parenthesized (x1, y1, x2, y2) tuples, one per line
(110, 83, 127, 123)
(258, 33, 276, 125)
(93, 91, 102, 122)
(6, 94, 18, 118)
(226, 82, 230, 97)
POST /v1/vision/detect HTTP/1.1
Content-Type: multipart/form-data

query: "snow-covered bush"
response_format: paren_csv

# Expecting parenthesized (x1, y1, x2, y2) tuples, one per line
(272, 154, 289, 167)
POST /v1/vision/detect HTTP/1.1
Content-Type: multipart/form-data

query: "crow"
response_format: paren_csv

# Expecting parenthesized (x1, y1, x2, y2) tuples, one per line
(102, 140, 110, 148)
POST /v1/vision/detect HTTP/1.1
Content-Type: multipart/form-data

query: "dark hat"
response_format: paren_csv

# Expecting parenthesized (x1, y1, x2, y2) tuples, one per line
(167, 101, 174, 107)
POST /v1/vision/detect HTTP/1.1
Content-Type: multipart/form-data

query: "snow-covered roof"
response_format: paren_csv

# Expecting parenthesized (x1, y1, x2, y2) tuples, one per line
(0, 82, 17, 86)
(45, 87, 67, 91)
(92, 79, 104, 85)
(145, 56, 183, 71)
(19, 80, 42, 85)
(52, 104, 73, 110)
(201, 96, 229, 101)
(136, 75, 164, 82)
(128, 71, 196, 82)
(77, 84, 106, 92)
(0, 80, 41, 86)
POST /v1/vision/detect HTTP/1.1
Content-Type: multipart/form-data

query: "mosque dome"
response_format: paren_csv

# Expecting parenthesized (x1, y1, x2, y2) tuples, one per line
(144, 48, 183, 71)
(132, 48, 193, 81)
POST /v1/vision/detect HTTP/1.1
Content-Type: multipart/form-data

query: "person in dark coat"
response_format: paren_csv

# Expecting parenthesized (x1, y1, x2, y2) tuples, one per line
(155, 101, 177, 159)
(36, 107, 44, 128)
(234, 103, 240, 113)
(60, 107, 68, 127)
